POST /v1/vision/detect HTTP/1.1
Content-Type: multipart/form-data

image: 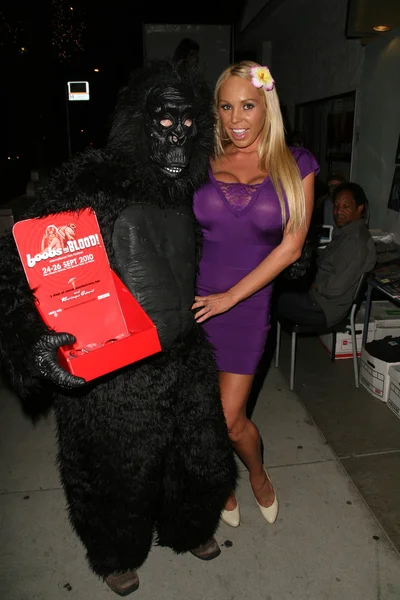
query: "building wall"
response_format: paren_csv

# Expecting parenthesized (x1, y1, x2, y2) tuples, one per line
(239, 0, 272, 33)
(268, 0, 365, 124)
(352, 29, 400, 232)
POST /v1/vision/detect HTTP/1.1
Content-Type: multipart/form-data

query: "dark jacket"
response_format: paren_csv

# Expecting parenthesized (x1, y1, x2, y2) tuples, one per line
(310, 219, 376, 326)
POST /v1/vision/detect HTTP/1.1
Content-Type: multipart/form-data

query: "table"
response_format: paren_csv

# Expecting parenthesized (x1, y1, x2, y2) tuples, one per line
(362, 275, 400, 348)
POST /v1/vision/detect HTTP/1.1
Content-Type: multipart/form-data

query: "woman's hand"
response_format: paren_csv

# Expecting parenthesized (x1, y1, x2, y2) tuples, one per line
(192, 292, 236, 323)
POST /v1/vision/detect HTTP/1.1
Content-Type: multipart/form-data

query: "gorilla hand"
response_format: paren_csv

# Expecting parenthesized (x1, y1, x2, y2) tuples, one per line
(33, 332, 86, 388)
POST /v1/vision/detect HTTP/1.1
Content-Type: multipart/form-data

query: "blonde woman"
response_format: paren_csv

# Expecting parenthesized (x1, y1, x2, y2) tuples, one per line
(192, 61, 319, 527)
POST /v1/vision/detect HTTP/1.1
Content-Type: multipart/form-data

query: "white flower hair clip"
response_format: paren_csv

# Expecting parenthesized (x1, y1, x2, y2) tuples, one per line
(249, 65, 275, 91)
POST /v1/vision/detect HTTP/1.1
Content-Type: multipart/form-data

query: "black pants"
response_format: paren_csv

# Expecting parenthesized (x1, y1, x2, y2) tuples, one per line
(277, 291, 327, 326)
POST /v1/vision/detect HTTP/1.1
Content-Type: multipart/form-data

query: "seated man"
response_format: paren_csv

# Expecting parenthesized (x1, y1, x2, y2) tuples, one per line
(277, 182, 377, 327)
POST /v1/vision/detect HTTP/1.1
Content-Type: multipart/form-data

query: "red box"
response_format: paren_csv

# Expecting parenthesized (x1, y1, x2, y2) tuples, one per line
(57, 271, 162, 381)
(13, 210, 162, 382)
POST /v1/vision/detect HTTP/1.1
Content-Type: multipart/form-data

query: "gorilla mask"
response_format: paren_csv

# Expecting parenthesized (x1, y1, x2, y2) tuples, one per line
(107, 61, 214, 199)
(147, 85, 197, 179)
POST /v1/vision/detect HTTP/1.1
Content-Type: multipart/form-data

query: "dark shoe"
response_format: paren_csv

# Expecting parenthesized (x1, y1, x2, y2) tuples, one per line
(105, 570, 139, 596)
(190, 537, 221, 561)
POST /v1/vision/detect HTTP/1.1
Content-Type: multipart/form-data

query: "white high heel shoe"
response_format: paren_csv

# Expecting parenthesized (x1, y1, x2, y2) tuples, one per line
(255, 469, 279, 524)
(221, 498, 241, 527)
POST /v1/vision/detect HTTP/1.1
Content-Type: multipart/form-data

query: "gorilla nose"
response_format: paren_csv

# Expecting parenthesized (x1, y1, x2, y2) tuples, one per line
(169, 132, 186, 146)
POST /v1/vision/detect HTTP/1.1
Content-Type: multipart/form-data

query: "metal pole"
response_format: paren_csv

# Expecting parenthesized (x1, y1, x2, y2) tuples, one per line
(290, 331, 296, 391)
(275, 321, 281, 368)
(65, 85, 72, 158)
(362, 283, 372, 348)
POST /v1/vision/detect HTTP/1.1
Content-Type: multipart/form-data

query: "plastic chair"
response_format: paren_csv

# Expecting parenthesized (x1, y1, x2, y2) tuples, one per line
(275, 273, 368, 391)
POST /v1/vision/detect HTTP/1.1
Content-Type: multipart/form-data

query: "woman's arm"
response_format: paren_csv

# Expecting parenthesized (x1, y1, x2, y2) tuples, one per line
(193, 172, 315, 323)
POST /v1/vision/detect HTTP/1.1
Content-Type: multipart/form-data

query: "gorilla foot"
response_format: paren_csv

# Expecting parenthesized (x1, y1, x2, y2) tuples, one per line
(105, 570, 139, 596)
(189, 537, 221, 561)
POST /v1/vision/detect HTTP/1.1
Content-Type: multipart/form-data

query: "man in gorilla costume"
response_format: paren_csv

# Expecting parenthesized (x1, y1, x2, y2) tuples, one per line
(0, 61, 237, 595)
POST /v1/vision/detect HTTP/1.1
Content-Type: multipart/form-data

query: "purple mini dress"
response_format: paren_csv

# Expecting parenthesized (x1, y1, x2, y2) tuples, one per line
(193, 147, 319, 374)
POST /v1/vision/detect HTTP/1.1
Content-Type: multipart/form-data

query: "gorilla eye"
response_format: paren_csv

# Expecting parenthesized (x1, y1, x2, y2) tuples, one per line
(184, 118, 193, 128)
(160, 119, 173, 127)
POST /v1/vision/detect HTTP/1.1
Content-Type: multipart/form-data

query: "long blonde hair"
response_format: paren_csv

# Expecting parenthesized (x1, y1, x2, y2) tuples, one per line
(214, 60, 306, 232)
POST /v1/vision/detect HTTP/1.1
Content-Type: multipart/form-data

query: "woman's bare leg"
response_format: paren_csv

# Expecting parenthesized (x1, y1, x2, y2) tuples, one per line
(220, 372, 275, 509)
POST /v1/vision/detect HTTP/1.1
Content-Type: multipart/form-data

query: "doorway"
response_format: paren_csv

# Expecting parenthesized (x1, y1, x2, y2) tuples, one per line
(295, 91, 356, 182)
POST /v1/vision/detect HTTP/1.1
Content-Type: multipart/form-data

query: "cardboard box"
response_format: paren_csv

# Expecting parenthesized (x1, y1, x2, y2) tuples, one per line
(319, 307, 375, 359)
(13, 210, 162, 382)
(388, 365, 400, 419)
(359, 345, 400, 403)
(369, 300, 400, 341)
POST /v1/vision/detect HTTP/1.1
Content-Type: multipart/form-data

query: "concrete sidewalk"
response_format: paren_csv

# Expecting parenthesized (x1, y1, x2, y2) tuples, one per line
(1, 367, 399, 600)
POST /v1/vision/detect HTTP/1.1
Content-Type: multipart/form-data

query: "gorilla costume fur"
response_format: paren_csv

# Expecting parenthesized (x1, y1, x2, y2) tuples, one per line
(0, 61, 237, 591)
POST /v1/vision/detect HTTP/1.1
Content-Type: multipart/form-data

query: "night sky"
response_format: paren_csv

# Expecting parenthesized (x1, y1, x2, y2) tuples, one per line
(1, 0, 242, 201)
